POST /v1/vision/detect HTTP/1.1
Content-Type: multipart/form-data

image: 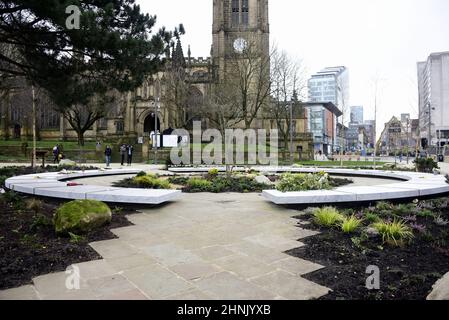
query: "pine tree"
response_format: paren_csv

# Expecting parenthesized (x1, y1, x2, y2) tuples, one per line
(0, 0, 183, 145)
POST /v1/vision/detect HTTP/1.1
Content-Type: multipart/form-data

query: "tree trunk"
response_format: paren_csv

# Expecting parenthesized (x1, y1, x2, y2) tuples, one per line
(77, 130, 85, 146)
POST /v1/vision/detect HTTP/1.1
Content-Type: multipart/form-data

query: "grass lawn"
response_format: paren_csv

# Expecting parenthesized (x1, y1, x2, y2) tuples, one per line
(0, 140, 96, 150)
(297, 160, 386, 167)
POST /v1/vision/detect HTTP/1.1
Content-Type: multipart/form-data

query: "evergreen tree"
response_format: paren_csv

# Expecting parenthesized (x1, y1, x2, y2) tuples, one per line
(0, 0, 183, 144)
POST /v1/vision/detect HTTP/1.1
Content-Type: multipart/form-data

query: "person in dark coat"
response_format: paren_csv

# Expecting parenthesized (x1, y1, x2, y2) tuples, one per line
(120, 144, 127, 166)
(52, 144, 60, 164)
(127, 145, 134, 166)
(105, 145, 112, 167)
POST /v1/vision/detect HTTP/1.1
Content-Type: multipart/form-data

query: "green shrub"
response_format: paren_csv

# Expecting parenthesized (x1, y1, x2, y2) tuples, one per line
(136, 171, 147, 177)
(416, 208, 436, 218)
(392, 203, 416, 216)
(208, 168, 219, 177)
(0, 175, 7, 187)
(414, 158, 438, 173)
(276, 173, 332, 192)
(186, 178, 213, 192)
(134, 175, 171, 189)
(168, 176, 189, 185)
(364, 212, 382, 224)
(341, 215, 362, 233)
(2, 191, 24, 209)
(313, 207, 344, 227)
(54, 200, 112, 235)
(30, 214, 53, 231)
(373, 220, 414, 246)
(376, 201, 392, 211)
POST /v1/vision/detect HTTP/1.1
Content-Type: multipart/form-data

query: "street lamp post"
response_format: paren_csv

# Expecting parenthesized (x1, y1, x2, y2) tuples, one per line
(406, 117, 411, 164)
(154, 97, 160, 165)
(289, 101, 294, 165)
(31, 85, 37, 169)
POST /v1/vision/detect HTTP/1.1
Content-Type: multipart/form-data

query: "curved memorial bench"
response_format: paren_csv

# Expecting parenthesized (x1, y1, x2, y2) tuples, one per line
(258, 167, 449, 205)
(5, 169, 182, 205)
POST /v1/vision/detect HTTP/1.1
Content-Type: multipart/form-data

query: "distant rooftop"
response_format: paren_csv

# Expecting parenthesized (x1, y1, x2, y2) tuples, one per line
(418, 51, 449, 64)
(311, 66, 347, 78)
(303, 101, 343, 117)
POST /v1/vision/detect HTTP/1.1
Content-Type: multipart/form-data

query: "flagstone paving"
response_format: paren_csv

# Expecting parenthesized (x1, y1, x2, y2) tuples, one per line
(0, 193, 330, 300)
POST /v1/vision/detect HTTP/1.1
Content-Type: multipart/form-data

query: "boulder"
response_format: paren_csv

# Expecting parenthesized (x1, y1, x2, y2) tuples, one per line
(427, 272, 449, 300)
(255, 175, 273, 185)
(59, 159, 77, 167)
(54, 200, 112, 235)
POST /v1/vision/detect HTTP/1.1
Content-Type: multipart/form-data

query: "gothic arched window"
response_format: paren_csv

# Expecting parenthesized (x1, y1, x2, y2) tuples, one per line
(40, 107, 60, 129)
(242, 0, 249, 26)
(232, 0, 240, 26)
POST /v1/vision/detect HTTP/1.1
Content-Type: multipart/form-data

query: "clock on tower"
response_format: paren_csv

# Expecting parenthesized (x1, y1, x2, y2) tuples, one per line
(212, 0, 270, 81)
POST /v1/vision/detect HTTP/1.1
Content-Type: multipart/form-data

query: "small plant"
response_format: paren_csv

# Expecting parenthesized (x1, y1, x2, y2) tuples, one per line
(0, 175, 7, 187)
(112, 206, 123, 214)
(434, 215, 449, 226)
(313, 207, 344, 228)
(364, 212, 382, 224)
(208, 168, 219, 177)
(341, 215, 362, 233)
(168, 176, 189, 185)
(392, 203, 416, 216)
(20, 234, 38, 245)
(68, 232, 86, 243)
(403, 215, 417, 223)
(30, 214, 53, 231)
(415, 208, 435, 218)
(375, 201, 392, 211)
(134, 174, 171, 189)
(410, 223, 427, 233)
(186, 178, 213, 192)
(373, 220, 414, 246)
(136, 171, 147, 177)
(26, 198, 44, 213)
(276, 173, 332, 193)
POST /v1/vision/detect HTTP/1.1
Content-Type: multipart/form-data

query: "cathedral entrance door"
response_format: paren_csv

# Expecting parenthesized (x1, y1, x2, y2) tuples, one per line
(144, 113, 161, 136)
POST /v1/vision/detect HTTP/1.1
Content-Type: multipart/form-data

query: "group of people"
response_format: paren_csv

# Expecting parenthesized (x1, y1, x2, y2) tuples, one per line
(104, 144, 134, 167)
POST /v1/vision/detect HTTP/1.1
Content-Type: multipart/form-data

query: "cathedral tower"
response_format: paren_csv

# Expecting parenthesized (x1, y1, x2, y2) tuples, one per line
(212, 0, 270, 81)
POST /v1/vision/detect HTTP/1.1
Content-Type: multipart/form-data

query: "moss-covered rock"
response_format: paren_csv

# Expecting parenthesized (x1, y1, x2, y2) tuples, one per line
(54, 200, 112, 235)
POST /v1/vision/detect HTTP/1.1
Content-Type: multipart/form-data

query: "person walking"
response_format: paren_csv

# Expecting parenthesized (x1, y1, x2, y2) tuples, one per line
(105, 145, 112, 167)
(127, 145, 134, 166)
(52, 144, 60, 164)
(120, 144, 127, 166)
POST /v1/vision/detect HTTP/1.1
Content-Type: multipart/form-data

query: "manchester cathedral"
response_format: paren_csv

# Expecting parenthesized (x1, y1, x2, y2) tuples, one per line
(0, 0, 313, 158)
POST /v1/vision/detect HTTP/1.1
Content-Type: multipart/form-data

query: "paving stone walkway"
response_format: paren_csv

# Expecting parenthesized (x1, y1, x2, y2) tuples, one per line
(0, 193, 330, 300)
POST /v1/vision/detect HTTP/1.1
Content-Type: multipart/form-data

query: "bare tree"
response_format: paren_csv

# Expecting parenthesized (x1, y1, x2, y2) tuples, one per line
(270, 46, 307, 160)
(337, 76, 349, 166)
(206, 35, 271, 131)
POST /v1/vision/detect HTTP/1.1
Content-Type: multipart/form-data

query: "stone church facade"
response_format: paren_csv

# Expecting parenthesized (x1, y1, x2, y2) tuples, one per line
(0, 0, 314, 160)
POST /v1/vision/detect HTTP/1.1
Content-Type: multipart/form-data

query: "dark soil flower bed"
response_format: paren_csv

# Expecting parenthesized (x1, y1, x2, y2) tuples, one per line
(114, 173, 353, 194)
(0, 166, 138, 290)
(287, 200, 449, 300)
(0, 194, 137, 290)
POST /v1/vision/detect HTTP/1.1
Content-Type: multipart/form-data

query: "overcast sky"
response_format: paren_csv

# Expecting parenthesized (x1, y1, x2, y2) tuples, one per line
(138, 0, 449, 133)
